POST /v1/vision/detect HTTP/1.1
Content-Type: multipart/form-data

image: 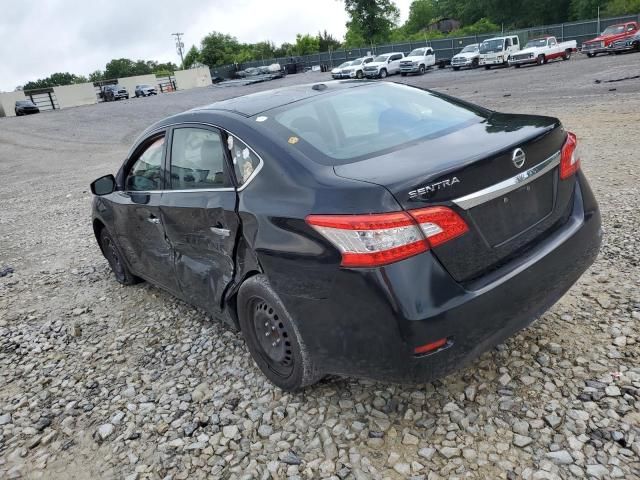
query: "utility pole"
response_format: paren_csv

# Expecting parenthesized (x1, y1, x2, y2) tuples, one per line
(172, 33, 185, 67)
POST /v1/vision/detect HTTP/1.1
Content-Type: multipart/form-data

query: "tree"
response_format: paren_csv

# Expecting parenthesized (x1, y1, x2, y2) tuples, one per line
(317, 30, 342, 51)
(183, 45, 201, 69)
(274, 42, 295, 58)
(344, 0, 400, 45)
(294, 34, 320, 55)
(403, 0, 436, 34)
(200, 32, 246, 66)
(89, 70, 105, 82)
(23, 72, 84, 90)
(603, 0, 640, 15)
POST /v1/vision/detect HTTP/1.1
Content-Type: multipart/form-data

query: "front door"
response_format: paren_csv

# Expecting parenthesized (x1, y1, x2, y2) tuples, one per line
(111, 133, 179, 293)
(160, 125, 241, 316)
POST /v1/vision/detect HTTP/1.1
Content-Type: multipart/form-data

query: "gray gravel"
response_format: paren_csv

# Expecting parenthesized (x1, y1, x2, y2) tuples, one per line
(1, 53, 640, 479)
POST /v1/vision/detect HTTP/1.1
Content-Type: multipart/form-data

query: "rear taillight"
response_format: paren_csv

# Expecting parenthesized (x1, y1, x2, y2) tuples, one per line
(306, 206, 468, 267)
(560, 131, 581, 180)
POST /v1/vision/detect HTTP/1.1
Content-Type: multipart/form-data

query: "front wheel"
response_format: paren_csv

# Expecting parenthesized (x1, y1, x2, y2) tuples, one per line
(452, 66, 460, 71)
(100, 229, 140, 285)
(379, 69, 388, 79)
(587, 52, 595, 58)
(484, 65, 490, 70)
(400, 72, 407, 76)
(537, 54, 546, 65)
(419, 65, 426, 74)
(238, 275, 320, 391)
(356, 70, 363, 79)
(514, 64, 521, 68)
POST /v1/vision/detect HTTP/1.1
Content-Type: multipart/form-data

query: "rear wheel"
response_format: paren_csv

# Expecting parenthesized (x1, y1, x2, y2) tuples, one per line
(563, 50, 571, 60)
(99, 228, 140, 285)
(379, 69, 388, 79)
(238, 275, 320, 391)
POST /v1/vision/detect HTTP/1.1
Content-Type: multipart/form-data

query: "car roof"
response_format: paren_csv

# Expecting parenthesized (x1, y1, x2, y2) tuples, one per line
(193, 80, 372, 117)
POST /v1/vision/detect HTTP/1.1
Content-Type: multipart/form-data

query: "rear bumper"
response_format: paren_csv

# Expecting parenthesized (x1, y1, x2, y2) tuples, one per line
(278, 172, 601, 383)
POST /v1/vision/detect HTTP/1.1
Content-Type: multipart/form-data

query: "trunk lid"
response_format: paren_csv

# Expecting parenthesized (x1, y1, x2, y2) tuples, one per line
(334, 113, 574, 283)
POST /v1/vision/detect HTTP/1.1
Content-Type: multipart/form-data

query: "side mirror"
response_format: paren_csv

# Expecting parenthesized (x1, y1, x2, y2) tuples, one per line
(91, 174, 116, 196)
(388, 59, 392, 63)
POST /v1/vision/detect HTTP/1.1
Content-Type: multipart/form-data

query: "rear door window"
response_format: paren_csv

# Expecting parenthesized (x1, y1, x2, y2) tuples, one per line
(169, 127, 231, 190)
(227, 135, 261, 186)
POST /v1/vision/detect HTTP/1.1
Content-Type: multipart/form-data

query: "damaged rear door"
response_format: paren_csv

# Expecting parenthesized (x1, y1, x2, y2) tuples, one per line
(160, 125, 240, 316)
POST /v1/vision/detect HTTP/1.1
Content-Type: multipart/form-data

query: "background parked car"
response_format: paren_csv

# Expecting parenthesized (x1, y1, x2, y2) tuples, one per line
(581, 22, 638, 57)
(363, 52, 405, 78)
(331, 61, 353, 79)
(103, 85, 129, 101)
(14, 100, 40, 116)
(135, 84, 157, 97)
(339, 56, 375, 79)
(479, 35, 521, 69)
(451, 44, 480, 70)
(509, 36, 576, 67)
(399, 47, 435, 76)
(608, 30, 640, 54)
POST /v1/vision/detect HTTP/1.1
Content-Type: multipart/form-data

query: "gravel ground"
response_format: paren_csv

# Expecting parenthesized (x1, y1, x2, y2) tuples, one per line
(1, 53, 639, 480)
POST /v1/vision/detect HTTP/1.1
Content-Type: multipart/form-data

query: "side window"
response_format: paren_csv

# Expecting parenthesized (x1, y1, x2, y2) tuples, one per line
(549, 38, 556, 46)
(170, 127, 229, 190)
(126, 135, 165, 191)
(628, 25, 635, 32)
(505, 38, 512, 47)
(513, 37, 519, 46)
(227, 135, 261, 186)
(427, 48, 433, 55)
(392, 54, 402, 61)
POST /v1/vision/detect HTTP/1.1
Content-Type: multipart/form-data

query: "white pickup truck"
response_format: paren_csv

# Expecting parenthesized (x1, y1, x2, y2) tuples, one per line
(509, 36, 577, 67)
(399, 47, 436, 75)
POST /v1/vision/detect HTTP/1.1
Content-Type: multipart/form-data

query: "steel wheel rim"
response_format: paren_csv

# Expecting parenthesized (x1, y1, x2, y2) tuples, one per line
(250, 298, 294, 378)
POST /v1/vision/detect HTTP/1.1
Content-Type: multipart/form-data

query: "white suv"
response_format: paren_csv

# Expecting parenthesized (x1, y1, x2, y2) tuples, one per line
(363, 52, 405, 78)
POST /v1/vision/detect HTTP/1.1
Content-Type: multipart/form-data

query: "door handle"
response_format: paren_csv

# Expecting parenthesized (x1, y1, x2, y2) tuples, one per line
(147, 216, 160, 224)
(210, 226, 230, 237)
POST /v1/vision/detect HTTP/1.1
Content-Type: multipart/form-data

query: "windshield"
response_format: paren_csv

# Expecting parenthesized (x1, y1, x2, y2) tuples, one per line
(460, 44, 478, 53)
(16, 100, 32, 106)
(602, 25, 625, 35)
(373, 55, 389, 62)
(525, 39, 548, 48)
(351, 59, 363, 65)
(480, 39, 504, 53)
(272, 83, 483, 164)
(408, 48, 426, 57)
(138, 84, 151, 88)
(338, 61, 352, 68)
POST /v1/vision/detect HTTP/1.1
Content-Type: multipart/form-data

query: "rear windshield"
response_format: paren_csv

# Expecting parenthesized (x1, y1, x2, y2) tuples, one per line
(271, 83, 484, 165)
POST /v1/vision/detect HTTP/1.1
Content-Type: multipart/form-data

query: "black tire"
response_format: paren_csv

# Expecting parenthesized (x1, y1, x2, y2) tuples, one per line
(472, 58, 479, 68)
(587, 52, 594, 58)
(484, 65, 490, 70)
(419, 64, 426, 74)
(400, 72, 407, 76)
(515, 63, 521, 68)
(99, 228, 140, 285)
(537, 54, 546, 65)
(356, 70, 363, 79)
(379, 69, 387, 79)
(563, 50, 571, 60)
(238, 275, 320, 391)
(452, 66, 460, 71)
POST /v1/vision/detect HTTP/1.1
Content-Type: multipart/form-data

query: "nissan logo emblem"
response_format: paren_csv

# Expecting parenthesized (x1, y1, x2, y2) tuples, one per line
(512, 148, 526, 168)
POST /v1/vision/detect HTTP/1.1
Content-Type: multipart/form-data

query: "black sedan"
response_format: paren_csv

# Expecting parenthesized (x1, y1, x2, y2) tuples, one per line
(90, 81, 601, 390)
(15, 100, 40, 116)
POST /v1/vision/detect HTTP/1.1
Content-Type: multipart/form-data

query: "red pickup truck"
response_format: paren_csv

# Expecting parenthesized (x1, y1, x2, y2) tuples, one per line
(582, 22, 639, 57)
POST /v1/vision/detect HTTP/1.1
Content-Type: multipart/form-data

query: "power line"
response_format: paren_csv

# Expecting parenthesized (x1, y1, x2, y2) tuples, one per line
(172, 33, 185, 67)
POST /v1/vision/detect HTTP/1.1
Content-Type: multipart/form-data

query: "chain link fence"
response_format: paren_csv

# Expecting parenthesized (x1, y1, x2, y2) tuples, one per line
(213, 13, 639, 77)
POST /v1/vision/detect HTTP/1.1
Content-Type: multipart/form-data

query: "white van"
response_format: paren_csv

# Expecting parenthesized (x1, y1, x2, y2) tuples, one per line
(479, 35, 520, 69)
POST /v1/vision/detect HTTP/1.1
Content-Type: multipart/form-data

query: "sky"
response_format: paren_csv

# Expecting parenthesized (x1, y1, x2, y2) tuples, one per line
(1, 0, 412, 91)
